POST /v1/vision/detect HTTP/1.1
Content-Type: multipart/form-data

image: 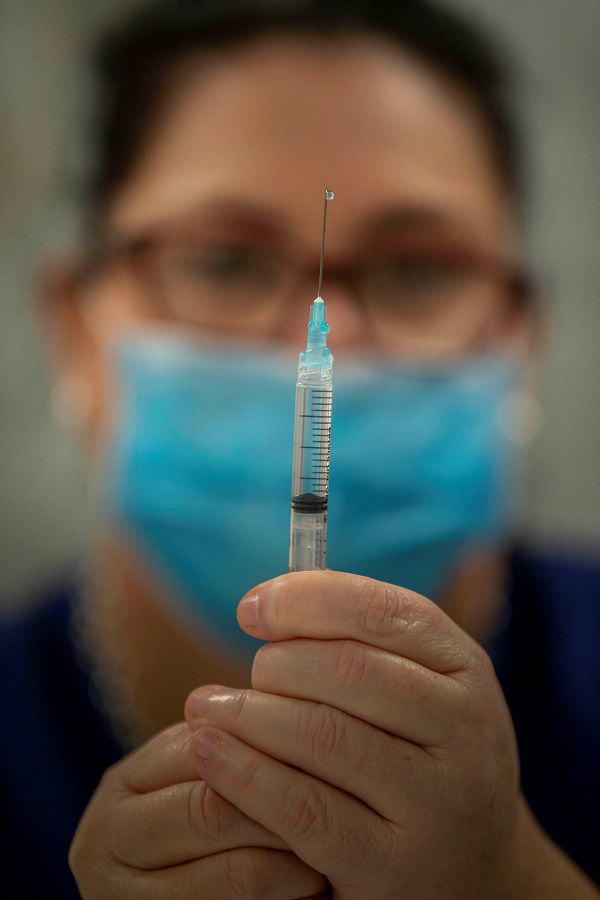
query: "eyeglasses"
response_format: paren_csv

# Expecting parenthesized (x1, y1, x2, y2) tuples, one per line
(79, 218, 533, 358)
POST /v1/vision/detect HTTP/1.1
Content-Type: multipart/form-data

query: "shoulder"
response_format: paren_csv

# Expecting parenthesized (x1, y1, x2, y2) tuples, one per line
(509, 543, 600, 602)
(0, 572, 122, 775)
(0, 575, 122, 898)
(495, 544, 600, 886)
(1, 576, 76, 668)
(505, 543, 600, 651)
(0, 577, 79, 723)
(496, 540, 600, 748)
(500, 541, 600, 673)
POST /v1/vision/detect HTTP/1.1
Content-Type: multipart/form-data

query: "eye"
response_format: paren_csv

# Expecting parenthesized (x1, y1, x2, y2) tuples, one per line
(176, 246, 272, 286)
(380, 256, 468, 294)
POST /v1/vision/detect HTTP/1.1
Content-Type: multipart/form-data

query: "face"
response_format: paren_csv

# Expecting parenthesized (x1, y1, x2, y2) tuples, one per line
(47, 35, 530, 446)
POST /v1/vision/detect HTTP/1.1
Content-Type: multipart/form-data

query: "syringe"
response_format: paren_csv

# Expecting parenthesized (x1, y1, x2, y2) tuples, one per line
(289, 188, 334, 572)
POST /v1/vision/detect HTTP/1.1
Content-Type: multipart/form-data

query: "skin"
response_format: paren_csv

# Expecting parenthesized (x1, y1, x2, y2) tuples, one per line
(50, 34, 598, 900)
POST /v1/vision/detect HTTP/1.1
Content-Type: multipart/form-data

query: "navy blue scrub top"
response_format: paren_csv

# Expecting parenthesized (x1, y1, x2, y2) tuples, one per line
(1, 547, 599, 898)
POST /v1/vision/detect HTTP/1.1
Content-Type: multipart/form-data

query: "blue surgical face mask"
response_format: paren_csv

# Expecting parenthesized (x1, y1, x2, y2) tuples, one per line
(103, 330, 520, 658)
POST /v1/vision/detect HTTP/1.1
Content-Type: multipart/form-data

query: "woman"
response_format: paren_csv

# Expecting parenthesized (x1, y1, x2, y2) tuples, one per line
(2, 0, 598, 897)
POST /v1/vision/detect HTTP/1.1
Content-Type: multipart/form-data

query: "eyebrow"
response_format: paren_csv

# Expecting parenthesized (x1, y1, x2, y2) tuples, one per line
(357, 206, 471, 238)
(176, 197, 295, 242)
(132, 195, 476, 250)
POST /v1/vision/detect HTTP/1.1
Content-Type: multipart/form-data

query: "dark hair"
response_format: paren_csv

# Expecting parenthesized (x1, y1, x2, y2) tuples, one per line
(88, 0, 519, 226)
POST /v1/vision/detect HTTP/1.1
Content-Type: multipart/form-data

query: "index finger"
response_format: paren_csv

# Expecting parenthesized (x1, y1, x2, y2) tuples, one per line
(100, 723, 292, 870)
(237, 570, 479, 674)
(115, 722, 204, 794)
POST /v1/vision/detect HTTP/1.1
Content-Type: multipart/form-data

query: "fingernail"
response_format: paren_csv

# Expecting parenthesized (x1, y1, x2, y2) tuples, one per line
(238, 593, 259, 630)
(189, 686, 235, 719)
(195, 729, 221, 760)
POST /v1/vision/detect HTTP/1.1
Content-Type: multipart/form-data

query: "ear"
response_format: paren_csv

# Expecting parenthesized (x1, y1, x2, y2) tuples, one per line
(37, 257, 85, 376)
(35, 257, 108, 443)
(498, 272, 549, 369)
(498, 284, 548, 447)
(516, 282, 550, 395)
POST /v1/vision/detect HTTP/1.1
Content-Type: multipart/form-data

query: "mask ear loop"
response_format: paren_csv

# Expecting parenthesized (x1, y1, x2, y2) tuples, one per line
(499, 387, 544, 446)
(509, 269, 545, 445)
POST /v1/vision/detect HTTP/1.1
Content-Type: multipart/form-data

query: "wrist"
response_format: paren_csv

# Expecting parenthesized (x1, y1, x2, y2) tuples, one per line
(507, 794, 599, 900)
(505, 794, 541, 899)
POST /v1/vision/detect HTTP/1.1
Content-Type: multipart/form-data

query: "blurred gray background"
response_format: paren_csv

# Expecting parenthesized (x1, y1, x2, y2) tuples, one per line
(1, 0, 599, 608)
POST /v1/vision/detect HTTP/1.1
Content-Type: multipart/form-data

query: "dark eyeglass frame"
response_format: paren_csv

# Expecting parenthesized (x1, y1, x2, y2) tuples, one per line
(76, 219, 537, 300)
(74, 220, 539, 333)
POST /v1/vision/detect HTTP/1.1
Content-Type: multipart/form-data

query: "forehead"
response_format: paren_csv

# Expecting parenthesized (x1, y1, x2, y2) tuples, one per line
(109, 35, 514, 253)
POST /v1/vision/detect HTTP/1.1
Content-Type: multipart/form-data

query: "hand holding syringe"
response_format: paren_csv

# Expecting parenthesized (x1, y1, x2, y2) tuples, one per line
(289, 188, 334, 572)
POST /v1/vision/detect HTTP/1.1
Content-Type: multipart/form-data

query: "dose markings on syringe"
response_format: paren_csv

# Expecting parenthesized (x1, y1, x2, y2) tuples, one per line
(298, 390, 332, 496)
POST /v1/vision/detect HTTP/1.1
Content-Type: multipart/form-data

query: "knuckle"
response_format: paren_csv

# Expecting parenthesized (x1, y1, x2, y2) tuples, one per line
(118, 723, 188, 791)
(69, 782, 117, 876)
(251, 642, 290, 692)
(333, 639, 369, 689)
(256, 575, 291, 631)
(157, 721, 191, 754)
(97, 760, 120, 793)
(68, 834, 86, 878)
(69, 862, 112, 900)
(281, 781, 331, 844)
(70, 742, 173, 898)
(302, 703, 345, 765)
(473, 643, 494, 677)
(188, 780, 237, 845)
(251, 642, 274, 685)
(235, 753, 263, 797)
(459, 639, 495, 687)
(361, 581, 401, 637)
(222, 847, 269, 898)
(69, 828, 114, 899)
(228, 688, 248, 723)
(358, 579, 427, 639)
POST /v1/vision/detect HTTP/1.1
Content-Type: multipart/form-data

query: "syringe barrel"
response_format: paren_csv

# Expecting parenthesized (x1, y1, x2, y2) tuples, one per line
(289, 508, 328, 571)
(289, 364, 332, 572)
